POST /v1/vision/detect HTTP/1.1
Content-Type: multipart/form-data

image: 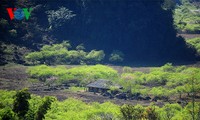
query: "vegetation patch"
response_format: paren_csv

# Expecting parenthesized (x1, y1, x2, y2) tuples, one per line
(187, 37, 200, 56)
(173, 0, 200, 33)
(1, 90, 200, 120)
(27, 64, 118, 87)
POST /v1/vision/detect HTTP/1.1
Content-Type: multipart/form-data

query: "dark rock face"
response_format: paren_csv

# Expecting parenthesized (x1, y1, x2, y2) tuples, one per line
(1, 0, 197, 65)
(45, 0, 196, 64)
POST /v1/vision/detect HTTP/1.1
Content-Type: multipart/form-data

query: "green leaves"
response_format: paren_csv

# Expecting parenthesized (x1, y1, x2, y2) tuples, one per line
(25, 42, 105, 65)
(86, 50, 105, 64)
(173, 1, 200, 33)
(1, 108, 15, 120)
(109, 50, 124, 63)
(45, 98, 120, 120)
(120, 104, 145, 120)
(27, 64, 118, 85)
(13, 89, 31, 118)
(118, 63, 200, 99)
(35, 96, 55, 120)
(0, 90, 200, 120)
(187, 37, 200, 56)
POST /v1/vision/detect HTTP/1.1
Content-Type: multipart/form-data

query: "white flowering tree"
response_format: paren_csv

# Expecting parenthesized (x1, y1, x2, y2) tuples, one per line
(46, 7, 76, 29)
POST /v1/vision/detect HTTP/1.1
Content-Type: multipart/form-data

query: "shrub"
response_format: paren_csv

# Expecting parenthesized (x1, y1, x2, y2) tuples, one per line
(187, 37, 200, 56)
(86, 50, 105, 64)
(109, 50, 124, 63)
(1, 108, 15, 120)
(145, 106, 159, 120)
(122, 66, 133, 73)
(27, 64, 118, 86)
(25, 42, 105, 65)
(159, 104, 182, 120)
(9, 29, 17, 37)
(120, 104, 145, 120)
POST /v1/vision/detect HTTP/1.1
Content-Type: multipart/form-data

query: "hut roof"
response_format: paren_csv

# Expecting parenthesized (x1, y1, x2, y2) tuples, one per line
(86, 79, 122, 89)
(86, 79, 111, 89)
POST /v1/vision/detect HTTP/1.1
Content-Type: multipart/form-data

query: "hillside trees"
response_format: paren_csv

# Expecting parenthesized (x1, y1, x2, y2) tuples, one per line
(187, 37, 200, 57)
(162, 0, 176, 10)
(173, 0, 200, 33)
(86, 50, 105, 64)
(25, 42, 105, 65)
(46, 7, 76, 29)
(1, 0, 198, 65)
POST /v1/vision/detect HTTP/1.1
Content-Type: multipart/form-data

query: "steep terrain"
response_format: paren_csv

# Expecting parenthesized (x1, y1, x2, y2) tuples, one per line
(0, 0, 198, 65)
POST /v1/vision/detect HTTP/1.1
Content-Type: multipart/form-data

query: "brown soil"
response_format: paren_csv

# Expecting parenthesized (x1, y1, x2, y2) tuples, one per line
(0, 64, 28, 90)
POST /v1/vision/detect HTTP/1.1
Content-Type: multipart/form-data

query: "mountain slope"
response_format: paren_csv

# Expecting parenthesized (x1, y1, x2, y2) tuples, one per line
(0, 0, 197, 65)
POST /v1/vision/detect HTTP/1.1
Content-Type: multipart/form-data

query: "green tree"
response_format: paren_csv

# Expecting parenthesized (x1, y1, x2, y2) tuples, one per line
(1, 108, 16, 120)
(76, 43, 85, 51)
(86, 50, 105, 64)
(122, 66, 133, 73)
(145, 106, 159, 120)
(25, 52, 43, 64)
(161, 63, 175, 72)
(162, 0, 176, 10)
(61, 41, 71, 49)
(120, 104, 145, 120)
(35, 97, 55, 120)
(159, 104, 182, 120)
(67, 50, 84, 64)
(175, 86, 186, 99)
(13, 89, 31, 119)
(109, 50, 124, 63)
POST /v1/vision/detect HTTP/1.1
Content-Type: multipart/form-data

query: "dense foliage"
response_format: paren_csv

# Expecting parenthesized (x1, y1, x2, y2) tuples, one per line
(0, 89, 54, 120)
(1, 0, 197, 65)
(25, 42, 105, 65)
(173, 0, 200, 33)
(13, 89, 31, 119)
(27, 64, 118, 86)
(35, 97, 55, 120)
(109, 50, 124, 63)
(0, 90, 200, 120)
(187, 37, 200, 56)
(119, 63, 200, 100)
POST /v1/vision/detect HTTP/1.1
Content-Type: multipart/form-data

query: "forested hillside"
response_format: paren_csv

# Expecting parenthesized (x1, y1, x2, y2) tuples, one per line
(173, 0, 200, 33)
(0, 0, 198, 65)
